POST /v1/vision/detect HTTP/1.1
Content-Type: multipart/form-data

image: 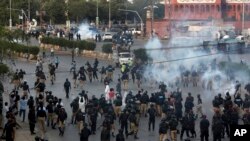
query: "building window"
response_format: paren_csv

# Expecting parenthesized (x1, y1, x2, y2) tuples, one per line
(202, 5, 205, 12)
(180, 5, 183, 11)
(245, 5, 248, 11)
(175, 5, 178, 12)
(233, 5, 236, 11)
(211, 5, 215, 12)
(195, 5, 199, 13)
(206, 5, 210, 12)
(217, 5, 220, 12)
(191, 5, 194, 12)
(227, 5, 232, 10)
(238, 5, 241, 11)
(185, 5, 189, 12)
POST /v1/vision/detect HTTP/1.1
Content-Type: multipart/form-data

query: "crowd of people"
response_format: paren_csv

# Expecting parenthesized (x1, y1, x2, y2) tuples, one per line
(1, 53, 250, 141)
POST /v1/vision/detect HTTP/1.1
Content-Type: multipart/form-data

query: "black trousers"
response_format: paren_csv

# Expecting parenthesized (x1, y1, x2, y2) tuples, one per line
(91, 120, 97, 133)
(180, 127, 190, 138)
(148, 118, 155, 131)
(200, 131, 209, 141)
(93, 72, 98, 80)
(121, 122, 128, 135)
(222, 123, 230, 137)
(29, 122, 35, 133)
(213, 132, 221, 141)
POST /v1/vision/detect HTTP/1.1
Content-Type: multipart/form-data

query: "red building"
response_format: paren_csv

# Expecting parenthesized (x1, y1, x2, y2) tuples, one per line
(146, 0, 250, 38)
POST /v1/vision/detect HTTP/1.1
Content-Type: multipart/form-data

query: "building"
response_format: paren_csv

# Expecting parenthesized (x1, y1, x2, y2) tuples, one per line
(146, 0, 250, 38)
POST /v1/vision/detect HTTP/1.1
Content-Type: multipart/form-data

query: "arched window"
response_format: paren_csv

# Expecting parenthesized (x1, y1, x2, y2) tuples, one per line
(185, 5, 189, 12)
(238, 5, 241, 11)
(211, 5, 215, 12)
(191, 5, 194, 12)
(180, 5, 184, 11)
(202, 5, 205, 12)
(195, 5, 199, 13)
(206, 5, 210, 12)
(175, 5, 178, 12)
(217, 5, 220, 12)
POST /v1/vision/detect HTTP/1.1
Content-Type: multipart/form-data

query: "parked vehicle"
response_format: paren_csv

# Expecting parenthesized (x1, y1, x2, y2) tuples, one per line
(118, 52, 133, 65)
(102, 32, 113, 41)
(129, 28, 141, 35)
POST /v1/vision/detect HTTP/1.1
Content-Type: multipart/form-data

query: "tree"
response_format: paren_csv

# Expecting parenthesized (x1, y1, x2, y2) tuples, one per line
(45, 0, 66, 24)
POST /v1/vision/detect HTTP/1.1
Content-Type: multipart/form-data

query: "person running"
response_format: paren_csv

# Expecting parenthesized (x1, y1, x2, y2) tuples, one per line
(64, 78, 71, 98)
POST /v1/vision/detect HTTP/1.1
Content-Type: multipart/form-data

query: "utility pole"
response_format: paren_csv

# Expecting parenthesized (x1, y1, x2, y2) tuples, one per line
(39, 0, 46, 29)
(242, 0, 245, 32)
(150, 0, 154, 35)
(9, 0, 12, 30)
(108, 0, 111, 29)
(96, 0, 99, 29)
(168, 0, 171, 38)
(28, 0, 30, 21)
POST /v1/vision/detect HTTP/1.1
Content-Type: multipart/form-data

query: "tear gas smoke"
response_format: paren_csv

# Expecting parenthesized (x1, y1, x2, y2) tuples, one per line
(75, 23, 98, 40)
(143, 32, 249, 96)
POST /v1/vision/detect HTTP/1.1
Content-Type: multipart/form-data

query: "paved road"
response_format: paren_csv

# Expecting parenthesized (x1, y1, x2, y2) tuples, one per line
(1, 38, 250, 141)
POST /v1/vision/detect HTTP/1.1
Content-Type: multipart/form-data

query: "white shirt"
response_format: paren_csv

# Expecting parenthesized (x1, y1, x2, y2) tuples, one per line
(105, 84, 110, 101)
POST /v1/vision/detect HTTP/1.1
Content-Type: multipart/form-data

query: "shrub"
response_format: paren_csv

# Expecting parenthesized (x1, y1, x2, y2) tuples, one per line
(133, 48, 150, 62)
(102, 44, 113, 53)
(0, 40, 40, 55)
(0, 63, 9, 75)
(41, 37, 96, 50)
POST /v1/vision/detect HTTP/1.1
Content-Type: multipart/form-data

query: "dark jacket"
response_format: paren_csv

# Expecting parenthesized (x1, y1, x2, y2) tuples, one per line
(80, 127, 91, 141)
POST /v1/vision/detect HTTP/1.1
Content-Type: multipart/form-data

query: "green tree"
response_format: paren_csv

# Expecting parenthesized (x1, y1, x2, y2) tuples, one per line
(45, 0, 66, 24)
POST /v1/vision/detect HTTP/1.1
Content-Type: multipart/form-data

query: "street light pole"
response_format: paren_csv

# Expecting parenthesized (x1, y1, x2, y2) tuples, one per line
(118, 9, 144, 37)
(242, 0, 245, 32)
(9, 0, 12, 30)
(108, 0, 111, 29)
(96, 0, 99, 29)
(151, 0, 154, 35)
(28, 0, 30, 21)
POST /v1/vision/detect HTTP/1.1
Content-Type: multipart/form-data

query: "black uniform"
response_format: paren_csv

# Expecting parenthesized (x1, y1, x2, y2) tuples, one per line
(200, 117, 210, 141)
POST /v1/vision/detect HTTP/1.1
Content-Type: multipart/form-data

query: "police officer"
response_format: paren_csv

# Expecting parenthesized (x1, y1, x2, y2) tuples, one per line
(116, 129, 125, 141)
(76, 110, 85, 134)
(155, 92, 165, 117)
(243, 97, 250, 112)
(64, 78, 71, 98)
(46, 100, 54, 127)
(212, 113, 223, 141)
(140, 91, 149, 117)
(180, 113, 190, 140)
(242, 109, 250, 125)
(169, 115, 178, 141)
(119, 110, 129, 136)
(234, 94, 243, 108)
(128, 110, 139, 139)
(70, 99, 79, 124)
(200, 115, 210, 141)
(101, 126, 110, 141)
(80, 122, 91, 141)
(89, 106, 98, 134)
(113, 94, 122, 117)
(159, 118, 169, 141)
(147, 104, 156, 131)
(58, 107, 67, 136)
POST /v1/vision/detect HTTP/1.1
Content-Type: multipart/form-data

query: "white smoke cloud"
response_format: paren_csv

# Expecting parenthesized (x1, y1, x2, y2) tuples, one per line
(143, 33, 249, 96)
(75, 23, 98, 40)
